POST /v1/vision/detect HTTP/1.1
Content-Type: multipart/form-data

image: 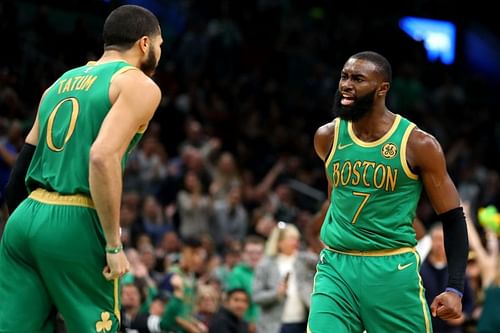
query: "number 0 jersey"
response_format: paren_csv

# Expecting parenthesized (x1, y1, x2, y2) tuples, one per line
(26, 60, 145, 195)
(321, 115, 422, 251)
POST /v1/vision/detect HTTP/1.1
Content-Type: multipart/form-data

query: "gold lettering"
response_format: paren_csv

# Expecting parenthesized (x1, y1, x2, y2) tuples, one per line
(71, 76, 83, 90)
(341, 161, 352, 186)
(75, 76, 87, 90)
(373, 164, 386, 189)
(84, 76, 98, 91)
(385, 166, 398, 192)
(58, 79, 67, 94)
(352, 161, 361, 185)
(362, 161, 375, 187)
(332, 162, 340, 187)
(62, 78, 72, 93)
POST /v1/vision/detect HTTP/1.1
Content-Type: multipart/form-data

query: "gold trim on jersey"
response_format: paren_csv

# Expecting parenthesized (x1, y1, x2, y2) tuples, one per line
(114, 278, 121, 324)
(85, 60, 129, 67)
(326, 245, 415, 256)
(110, 65, 138, 83)
(29, 188, 94, 209)
(138, 123, 149, 134)
(347, 114, 401, 147)
(400, 123, 419, 180)
(325, 118, 340, 171)
(414, 251, 431, 333)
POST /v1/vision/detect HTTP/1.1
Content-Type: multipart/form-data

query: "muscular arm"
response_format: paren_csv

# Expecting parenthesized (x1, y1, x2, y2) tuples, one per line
(408, 129, 460, 213)
(408, 128, 468, 319)
(306, 120, 336, 253)
(89, 70, 161, 248)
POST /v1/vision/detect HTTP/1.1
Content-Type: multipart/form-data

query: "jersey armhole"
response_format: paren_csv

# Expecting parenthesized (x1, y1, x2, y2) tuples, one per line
(401, 123, 419, 180)
(325, 118, 340, 177)
(110, 65, 138, 83)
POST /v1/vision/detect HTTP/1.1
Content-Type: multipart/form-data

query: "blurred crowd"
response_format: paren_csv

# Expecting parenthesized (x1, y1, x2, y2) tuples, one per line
(0, 1, 499, 333)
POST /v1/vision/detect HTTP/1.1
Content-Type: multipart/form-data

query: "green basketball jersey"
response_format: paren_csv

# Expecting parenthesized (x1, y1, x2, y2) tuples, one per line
(321, 115, 422, 251)
(26, 60, 145, 195)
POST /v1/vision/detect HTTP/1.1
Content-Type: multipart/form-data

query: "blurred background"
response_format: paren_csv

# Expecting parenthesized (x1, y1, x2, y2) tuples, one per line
(0, 1, 499, 333)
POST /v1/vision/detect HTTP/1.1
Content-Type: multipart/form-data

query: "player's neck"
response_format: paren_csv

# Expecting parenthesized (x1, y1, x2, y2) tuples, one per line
(97, 50, 139, 68)
(351, 108, 394, 141)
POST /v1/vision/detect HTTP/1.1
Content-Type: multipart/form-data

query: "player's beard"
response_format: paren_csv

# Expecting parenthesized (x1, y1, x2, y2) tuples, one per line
(140, 47, 158, 77)
(332, 89, 376, 122)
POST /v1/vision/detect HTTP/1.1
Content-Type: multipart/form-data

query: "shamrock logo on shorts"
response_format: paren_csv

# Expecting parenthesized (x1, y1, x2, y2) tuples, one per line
(96, 311, 112, 332)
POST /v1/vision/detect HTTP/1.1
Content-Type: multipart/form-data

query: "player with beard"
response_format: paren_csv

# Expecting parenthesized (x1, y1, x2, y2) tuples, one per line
(0, 5, 162, 332)
(307, 51, 468, 333)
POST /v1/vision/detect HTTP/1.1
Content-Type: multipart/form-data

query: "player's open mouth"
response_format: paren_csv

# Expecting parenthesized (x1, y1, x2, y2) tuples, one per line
(341, 96, 355, 106)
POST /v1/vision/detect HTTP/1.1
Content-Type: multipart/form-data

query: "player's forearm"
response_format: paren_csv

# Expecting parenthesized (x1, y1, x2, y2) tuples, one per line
(440, 207, 469, 293)
(89, 151, 122, 247)
(5, 143, 36, 213)
(305, 200, 329, 253)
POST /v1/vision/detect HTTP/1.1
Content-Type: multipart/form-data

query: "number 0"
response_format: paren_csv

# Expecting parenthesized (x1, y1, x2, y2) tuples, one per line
(46, 97, 79, 152)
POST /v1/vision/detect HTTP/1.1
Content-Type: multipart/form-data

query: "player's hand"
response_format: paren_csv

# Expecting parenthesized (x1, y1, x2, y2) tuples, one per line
(430, 290, 462, 320)
(103, 251, 130, 280)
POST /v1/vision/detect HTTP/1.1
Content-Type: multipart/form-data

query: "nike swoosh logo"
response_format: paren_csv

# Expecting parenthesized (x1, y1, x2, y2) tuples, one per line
(397, 263, 414, 271)
(338, 143, 353, 150)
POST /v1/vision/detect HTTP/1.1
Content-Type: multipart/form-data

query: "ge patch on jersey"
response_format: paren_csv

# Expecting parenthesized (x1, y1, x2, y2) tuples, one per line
(381, 143, 397, 159)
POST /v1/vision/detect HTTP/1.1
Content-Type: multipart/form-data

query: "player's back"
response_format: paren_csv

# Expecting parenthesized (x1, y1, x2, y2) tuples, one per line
(26, 60, 139, 196)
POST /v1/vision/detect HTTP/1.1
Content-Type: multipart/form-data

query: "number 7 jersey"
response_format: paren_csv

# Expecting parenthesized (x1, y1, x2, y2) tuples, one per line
(26, 60, 144, 196)
(321, 115, 422, 251)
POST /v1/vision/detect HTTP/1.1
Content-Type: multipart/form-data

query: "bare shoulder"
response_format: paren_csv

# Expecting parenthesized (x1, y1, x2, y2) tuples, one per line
(114, 69, 161, 97)
(314, 119, 337, 161)
(407, 126, 445, 169)
(408, 126, 443, 153)
(107, 69, 162, 125)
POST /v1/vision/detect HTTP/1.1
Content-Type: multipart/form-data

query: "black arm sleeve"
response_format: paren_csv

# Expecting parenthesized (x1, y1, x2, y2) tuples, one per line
(439, 206, 469, 293)
(5, 143, 35, 213)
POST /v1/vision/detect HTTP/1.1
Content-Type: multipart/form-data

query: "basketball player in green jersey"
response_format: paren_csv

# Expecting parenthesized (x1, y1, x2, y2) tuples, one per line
(0, 5, 162, 333)
(307, 52, 469, 333)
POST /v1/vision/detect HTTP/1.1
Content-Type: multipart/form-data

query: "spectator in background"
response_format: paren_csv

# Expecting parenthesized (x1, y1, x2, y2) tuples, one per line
(131, 135, 169, 195)
(209, 288, 250, 333)
(142, 195, 172, 245)
(0, 119, 22, 211)
(213, 241, 242, 291)
(463, 202, 500, 333)
(227, 235, 265, 333)
(209, 151, 242, 200)
(253, 222, 309, 333)
(212, 183, 248, 253)
(195, 284, 221, 328)
(120, 197, 145, 249)
(120, 282, 167, 333)
(420, 223, 475, 332)
(160, 237, 208, 333)
(177, 170, 213, 239)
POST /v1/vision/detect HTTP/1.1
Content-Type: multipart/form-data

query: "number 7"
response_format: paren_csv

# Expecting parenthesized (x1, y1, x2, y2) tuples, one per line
(352, 191, 370, 224)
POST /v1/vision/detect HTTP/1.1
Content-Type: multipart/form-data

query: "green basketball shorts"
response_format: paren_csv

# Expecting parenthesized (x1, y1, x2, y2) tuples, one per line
(307, 247, 432, 333)
(0, 189, 120, 333)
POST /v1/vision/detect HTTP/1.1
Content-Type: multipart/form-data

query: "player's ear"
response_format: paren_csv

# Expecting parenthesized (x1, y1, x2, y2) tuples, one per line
(378, 82, 390, 97)
(137, 36, 150, 54)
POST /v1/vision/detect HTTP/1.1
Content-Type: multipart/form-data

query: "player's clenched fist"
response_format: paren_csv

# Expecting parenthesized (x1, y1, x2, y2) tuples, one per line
(103, 251, 130, 280)
(430, 291, 462, 320)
